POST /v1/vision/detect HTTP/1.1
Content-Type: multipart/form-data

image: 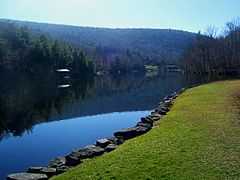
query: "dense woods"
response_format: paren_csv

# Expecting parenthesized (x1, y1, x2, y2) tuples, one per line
(0, 21, 94, 75)
(183, 18, 240, 75)
(0, 19, 196, 73)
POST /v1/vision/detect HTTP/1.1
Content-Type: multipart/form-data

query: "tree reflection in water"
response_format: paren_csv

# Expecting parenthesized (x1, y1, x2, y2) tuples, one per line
(0, 71, 192, 141)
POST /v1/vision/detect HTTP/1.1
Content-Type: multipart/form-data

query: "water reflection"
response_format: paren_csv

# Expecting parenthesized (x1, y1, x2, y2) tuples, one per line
(0, 110, 150, 179)
(0, 71, 234, 179)
(0, 73, 94, 139)
(0, 72, 188, 141)
(0, 71, 193, 179)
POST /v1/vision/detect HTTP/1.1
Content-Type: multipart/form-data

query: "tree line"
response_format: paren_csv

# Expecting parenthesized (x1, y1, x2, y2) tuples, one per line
(0, 21, 94, 76)
(183, 18, 240, 75)
(4, 19, 196, 73)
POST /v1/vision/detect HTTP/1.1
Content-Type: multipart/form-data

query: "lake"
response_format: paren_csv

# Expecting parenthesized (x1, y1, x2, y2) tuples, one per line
(0, 72, 190, 179)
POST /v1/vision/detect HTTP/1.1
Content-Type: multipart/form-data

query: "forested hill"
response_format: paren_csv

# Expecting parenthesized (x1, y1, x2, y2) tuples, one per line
(1, 19, 196, 71)
(0, 21, 94, 75)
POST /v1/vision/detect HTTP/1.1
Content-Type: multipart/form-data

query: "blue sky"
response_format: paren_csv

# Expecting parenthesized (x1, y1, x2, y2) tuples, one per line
(0, 0, 239, 32)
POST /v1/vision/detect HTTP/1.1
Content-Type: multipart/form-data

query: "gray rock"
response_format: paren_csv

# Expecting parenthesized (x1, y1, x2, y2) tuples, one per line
(150, 112, 163, 117)
(66, 145, 105, 164)
(164, 92, 177, 100)
(163, 96, 171, 101)
(171, 92, 178, 99)
(156, 109, 167, 115)
(48, 157, 66, 168)
(7, 173, 48, 180)
(149, 113, 163, 121)
(158, 106, 170, 112)
(158, 101, 164, 106)
(164, 100, 173, 107)
(27, 167, 44, 174)
(114, 126, 150, 139)
(65, 154, 81, 166)
(141, 117, 154, 125)
(40, 167, 57, 178)
(96, 138, 112, 148)
(136, 122, 152, 129)
(114, 127, 137, 139)
(28, 167, 57, 177)
(105, 144, 118, 152)
(108, 137, 125, 145)
(146, 115, 161, 122)
(56, 166, 70, 174)
(79, 145, 105, 158)
(85, 145, 104, 156)
(150, 112, 162, 117)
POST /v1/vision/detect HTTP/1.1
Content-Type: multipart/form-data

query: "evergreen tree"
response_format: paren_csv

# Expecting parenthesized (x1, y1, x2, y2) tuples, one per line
(0, 21, 94, 76)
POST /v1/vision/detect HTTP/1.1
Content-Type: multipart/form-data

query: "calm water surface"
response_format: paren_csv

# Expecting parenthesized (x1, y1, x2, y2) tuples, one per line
(0, 72, 190, 179)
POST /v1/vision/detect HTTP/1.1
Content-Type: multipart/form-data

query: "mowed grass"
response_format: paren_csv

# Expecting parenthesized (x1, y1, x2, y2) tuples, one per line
(52, 80, 240, 180)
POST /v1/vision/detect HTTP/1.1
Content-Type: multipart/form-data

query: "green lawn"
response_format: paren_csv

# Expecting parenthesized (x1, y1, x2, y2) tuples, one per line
(52, 80, 240, 180)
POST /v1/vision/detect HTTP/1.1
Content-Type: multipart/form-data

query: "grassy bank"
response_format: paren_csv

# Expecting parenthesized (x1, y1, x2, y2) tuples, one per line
(52, 80, 240, 180)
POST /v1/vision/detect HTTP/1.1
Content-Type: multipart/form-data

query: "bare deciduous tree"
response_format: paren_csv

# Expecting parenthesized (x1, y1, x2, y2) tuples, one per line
(205, 25, 218, 38)
(183, 17, 240, 75)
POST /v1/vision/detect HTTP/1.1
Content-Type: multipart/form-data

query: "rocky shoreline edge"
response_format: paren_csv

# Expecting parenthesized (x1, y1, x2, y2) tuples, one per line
(7, 88, 186, 180)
